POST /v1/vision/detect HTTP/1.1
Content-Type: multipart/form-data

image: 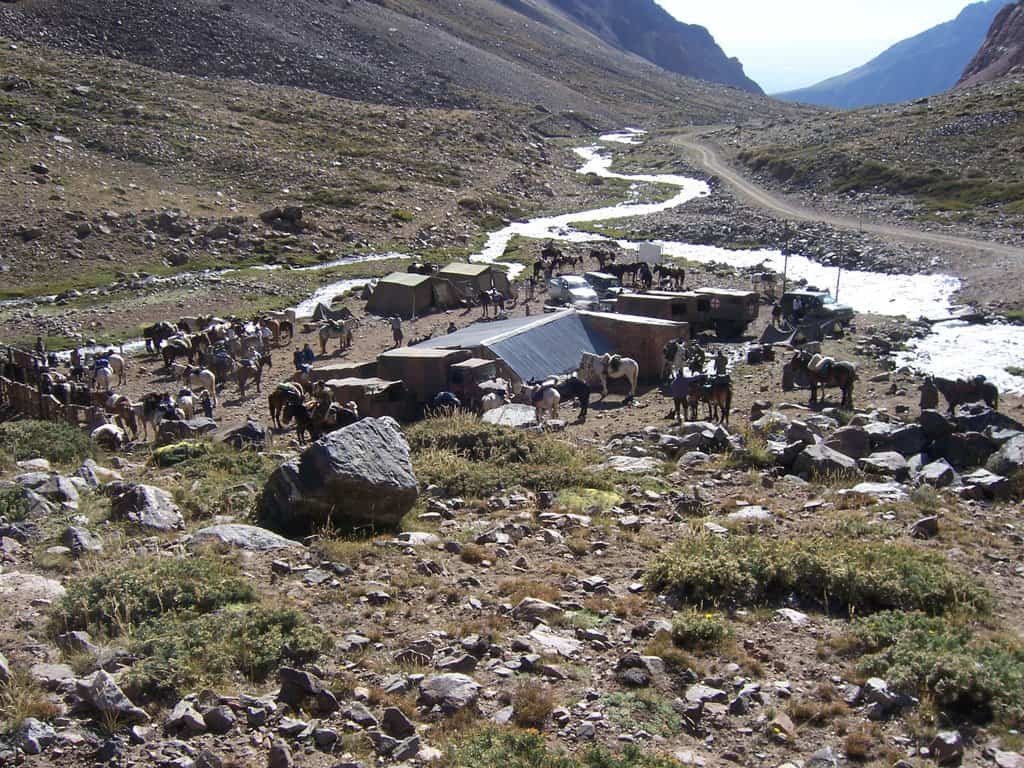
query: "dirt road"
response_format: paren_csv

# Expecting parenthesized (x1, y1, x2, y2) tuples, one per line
(672, 134, 1024, 262)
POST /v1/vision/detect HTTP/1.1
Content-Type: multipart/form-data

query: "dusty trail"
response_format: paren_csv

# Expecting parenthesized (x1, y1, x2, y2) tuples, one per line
(672, 134, 1024, 262)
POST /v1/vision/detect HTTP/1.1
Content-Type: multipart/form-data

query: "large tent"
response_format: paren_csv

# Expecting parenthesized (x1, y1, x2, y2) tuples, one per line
(365, 272, 455, 318)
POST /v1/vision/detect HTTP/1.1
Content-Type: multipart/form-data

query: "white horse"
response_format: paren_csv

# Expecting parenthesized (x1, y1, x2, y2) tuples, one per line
(579, 352, 639, 401)
(92, 365, 113, 391)
(181, 367, 217, 405)
(177, 388, 196, 419)
(91, 423, 125, 452)
(107, 353, 127, 386)
(319, 318, 357, 354)
(527, 384, 560, 424)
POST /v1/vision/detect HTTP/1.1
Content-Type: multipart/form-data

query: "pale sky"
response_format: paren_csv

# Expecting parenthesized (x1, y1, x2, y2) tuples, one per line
(656, 0, 978, 93)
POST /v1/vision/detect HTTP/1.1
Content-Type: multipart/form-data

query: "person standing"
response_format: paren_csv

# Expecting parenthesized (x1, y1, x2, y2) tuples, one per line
(391, 316, 404, 348)
(714, 349, 728, 376)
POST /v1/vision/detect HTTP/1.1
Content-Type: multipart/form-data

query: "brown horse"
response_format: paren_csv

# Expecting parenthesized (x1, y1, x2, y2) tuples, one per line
(269, 383, 304, 429)
(698, 375, 733, 424)
(237, 353, 272, 398)
(655, 264, 686, 290)
(783, 351, 857, 409)
(934, 376, 999, 413)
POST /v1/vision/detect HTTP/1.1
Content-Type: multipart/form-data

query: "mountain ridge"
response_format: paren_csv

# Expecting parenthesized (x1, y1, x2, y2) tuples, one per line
(959, 0, 1024, 87)
(775, 0, 1008, 109)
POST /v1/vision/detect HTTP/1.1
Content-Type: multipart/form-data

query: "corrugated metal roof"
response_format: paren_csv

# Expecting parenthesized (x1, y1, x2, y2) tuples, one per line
(420, 313, 552, 350)
(439, 262, 490, 277)
(487, 312, 612, 383)
(378, 272, 433, 287)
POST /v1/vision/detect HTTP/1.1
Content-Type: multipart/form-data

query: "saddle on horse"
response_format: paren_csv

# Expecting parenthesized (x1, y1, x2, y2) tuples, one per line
(808, 354, 834, 376)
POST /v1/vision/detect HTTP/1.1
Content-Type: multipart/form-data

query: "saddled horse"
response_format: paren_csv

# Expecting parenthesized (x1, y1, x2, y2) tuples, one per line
(162, 337, 193, 368)
(479, 289, 506, 318)
(105, 392, 139, 438)
(523, 383, 560, 424)
(655, 264, 686, 290)
(579, 352, 639, 402)
(607, 262, 640, 285)
(554, 375, 591, 422)
(694, 374, 733, 424)
(259, 317, 293, 345)
(143, 321, 177, 353)
(237, 352, 272, 398)
(319, 318, 356, 355)
(269, 382, 305, 430)
(590, 248, 615, 271)
(178, 366, 218, 405)
(783, 351, 857, 409)
(638, 262, 653, 290)
(934, 376, 999, 413)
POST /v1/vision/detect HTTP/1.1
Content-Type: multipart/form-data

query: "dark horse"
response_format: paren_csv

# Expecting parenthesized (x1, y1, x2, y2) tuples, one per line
(782, 351, 858, 409)
(655, 264, 686, 290)
(554, 375, 591, 422)
(934, 376, 999, 413)
(143, 321, 177, 354)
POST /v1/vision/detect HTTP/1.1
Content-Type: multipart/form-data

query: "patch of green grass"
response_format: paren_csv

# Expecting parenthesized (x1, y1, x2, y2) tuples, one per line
(556, 488, 623, 514)
(443, 727, 683, 768)
(125, 605, 329, 699)
(671, 609, 731, 651)
(391, 208, 416, 222)
(603, 691, 682, 738)
(0, 487, 30, 522)
(163, 442, 278, 520)
(837, 611, 1024, 727)
(52, 555, 256, 637)
(0, 669, 61, 735)
(646, 535, 990, 617)
(407, 413, 613, 499)
(0, 420, 95, 468)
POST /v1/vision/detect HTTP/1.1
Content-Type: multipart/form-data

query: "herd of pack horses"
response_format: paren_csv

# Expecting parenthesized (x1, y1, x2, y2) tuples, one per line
(6, 248, 1004, 450)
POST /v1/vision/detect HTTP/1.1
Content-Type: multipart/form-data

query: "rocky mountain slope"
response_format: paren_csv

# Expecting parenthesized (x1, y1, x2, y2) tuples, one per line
(0, 0, 766, 119)
(776, 0, 1008, 108)
(959, 0, 1024, 87)
(539, 0, 763, 94)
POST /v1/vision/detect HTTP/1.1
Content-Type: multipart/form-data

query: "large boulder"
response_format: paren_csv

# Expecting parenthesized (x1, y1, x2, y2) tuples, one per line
(419, 674, 480, 713)
(931, 432, 995, 470)
(220, 420, 268, 450)
(109, 483, 184, 531)
(987, 434, 1024, 477)
(890, 425, 928, 457)
(919, 459, 957, 488)
(954, 404, 1024, 434)
(858, 452, 909, 480)
(77, 670, 149, 723)
(155, 418, 218, 447)
(258, 418, 418, 535)
(919, 410, 956, 440)
(863, 421, 899, 451)
(825, 426, 871, 460)
(793, 443, 861, 480)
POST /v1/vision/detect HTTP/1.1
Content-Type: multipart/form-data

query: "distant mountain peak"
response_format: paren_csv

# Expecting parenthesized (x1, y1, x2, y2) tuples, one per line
(776, 0, 1009, 109)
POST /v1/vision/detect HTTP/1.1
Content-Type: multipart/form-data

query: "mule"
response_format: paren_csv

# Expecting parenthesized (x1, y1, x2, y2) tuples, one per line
(319, 319, 356, 355)
(934, 376, 999, 413)
(782, 351, 857, 409)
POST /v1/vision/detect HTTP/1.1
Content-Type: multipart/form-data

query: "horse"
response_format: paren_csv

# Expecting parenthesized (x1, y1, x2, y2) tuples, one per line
(137, 392, 176, 441)
(91, 423, 126, 452)
(206, 352, 235, 390)
(179, 366, 217, 404)
(162, 339, 192, 368)
(579, 352, 639, 401)
(319, 319, 356, 355)
(526, 384, 560, 424)
(105, 393, 138, 438)
(638, 262, 653, 291)
(269, 383, 305, 429)
(284, 399, 320, 444)
(655, 264, 686, 290)
(782, 351, 858, 409)
(237, 353, 271, 398)
(91, 365, 113, 392)
(591, 249, 615, 271)
(698, 375, 733, 424)
(933, 376, 999, 413)
(176, 387, 196, 419)
(479, 289, 505, 318)
(553, 375, 591, 422)
(106, 353, 127, 386)
(607, 262, 640, 285)
(143, 321, 177, 353)
(259, 317, 292, 345)
(480, 392, 508, 413)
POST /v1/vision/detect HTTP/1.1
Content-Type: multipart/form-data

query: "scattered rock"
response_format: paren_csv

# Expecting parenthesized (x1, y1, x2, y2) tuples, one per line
(513, 597, 563, 622)
(78, 670, 150, 723)
(109, 483, 185, 531)
(191, 524, 300, 551)
(929, 730, 964, 766)
(16, 717, 56, 755)
(419, 674, 481, 713)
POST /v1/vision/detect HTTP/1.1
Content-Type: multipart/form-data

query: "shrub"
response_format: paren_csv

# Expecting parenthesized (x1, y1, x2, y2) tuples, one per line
(407, 414, 612, 498)
(0, 669, 60, 734)
(52, 555, 256, 636)
(0, 487, 30, 522)
(670, 609, 731, 651)
(0, 420, 94, 466)
(838, 611, 1024, 727)
(645, 535, 990, 617)
(125, 606, 329, 698)
(603, 691, 681, 738)
(511, 682, 554, 729)
(445, 726, 683, 768)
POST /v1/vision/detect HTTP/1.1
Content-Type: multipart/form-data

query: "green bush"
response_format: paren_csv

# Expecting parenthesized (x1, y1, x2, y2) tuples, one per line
(407, 414, 612, 498)
(646, 535, 990, 617)
(0, 420, 94, 467)
(125, 606, 329, 698)
(445, 727, 682, 768)
(0, 487, 30, 522)
(840, 611, 1024, 727)
(671, 609, 731, 651)
(602, 691, 682, 738)
(53, 556, 256, 636)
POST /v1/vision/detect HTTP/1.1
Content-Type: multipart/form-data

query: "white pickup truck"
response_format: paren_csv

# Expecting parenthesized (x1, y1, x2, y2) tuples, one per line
(547, 275, 599, 309)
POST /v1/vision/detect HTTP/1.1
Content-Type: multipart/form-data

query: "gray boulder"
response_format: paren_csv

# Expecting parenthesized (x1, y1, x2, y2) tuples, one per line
(220, 420, 268, 450)
(61, 526, 103, 557)
(190, 524, 300, 552)
(920, 409, 956, 440)
(919, 459, 957, 488)
(793, 443, 861, 480)
(858, 452, 909, 480)
(863, 421, 899, 451)
(959, 469, 1011, 500)
(16, 717, 56, 755)
(419, 674, 480, 713)
(155, 417, 218, 447)
(35, 475, 79, 507)
(78, 670, 150, 723)
(825, 426, 871, 460)
(987, 434, 1024, 477)
(890, 425, 928, 457)
(109, 484, 184, 531)
(258, 418, 418, 535)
